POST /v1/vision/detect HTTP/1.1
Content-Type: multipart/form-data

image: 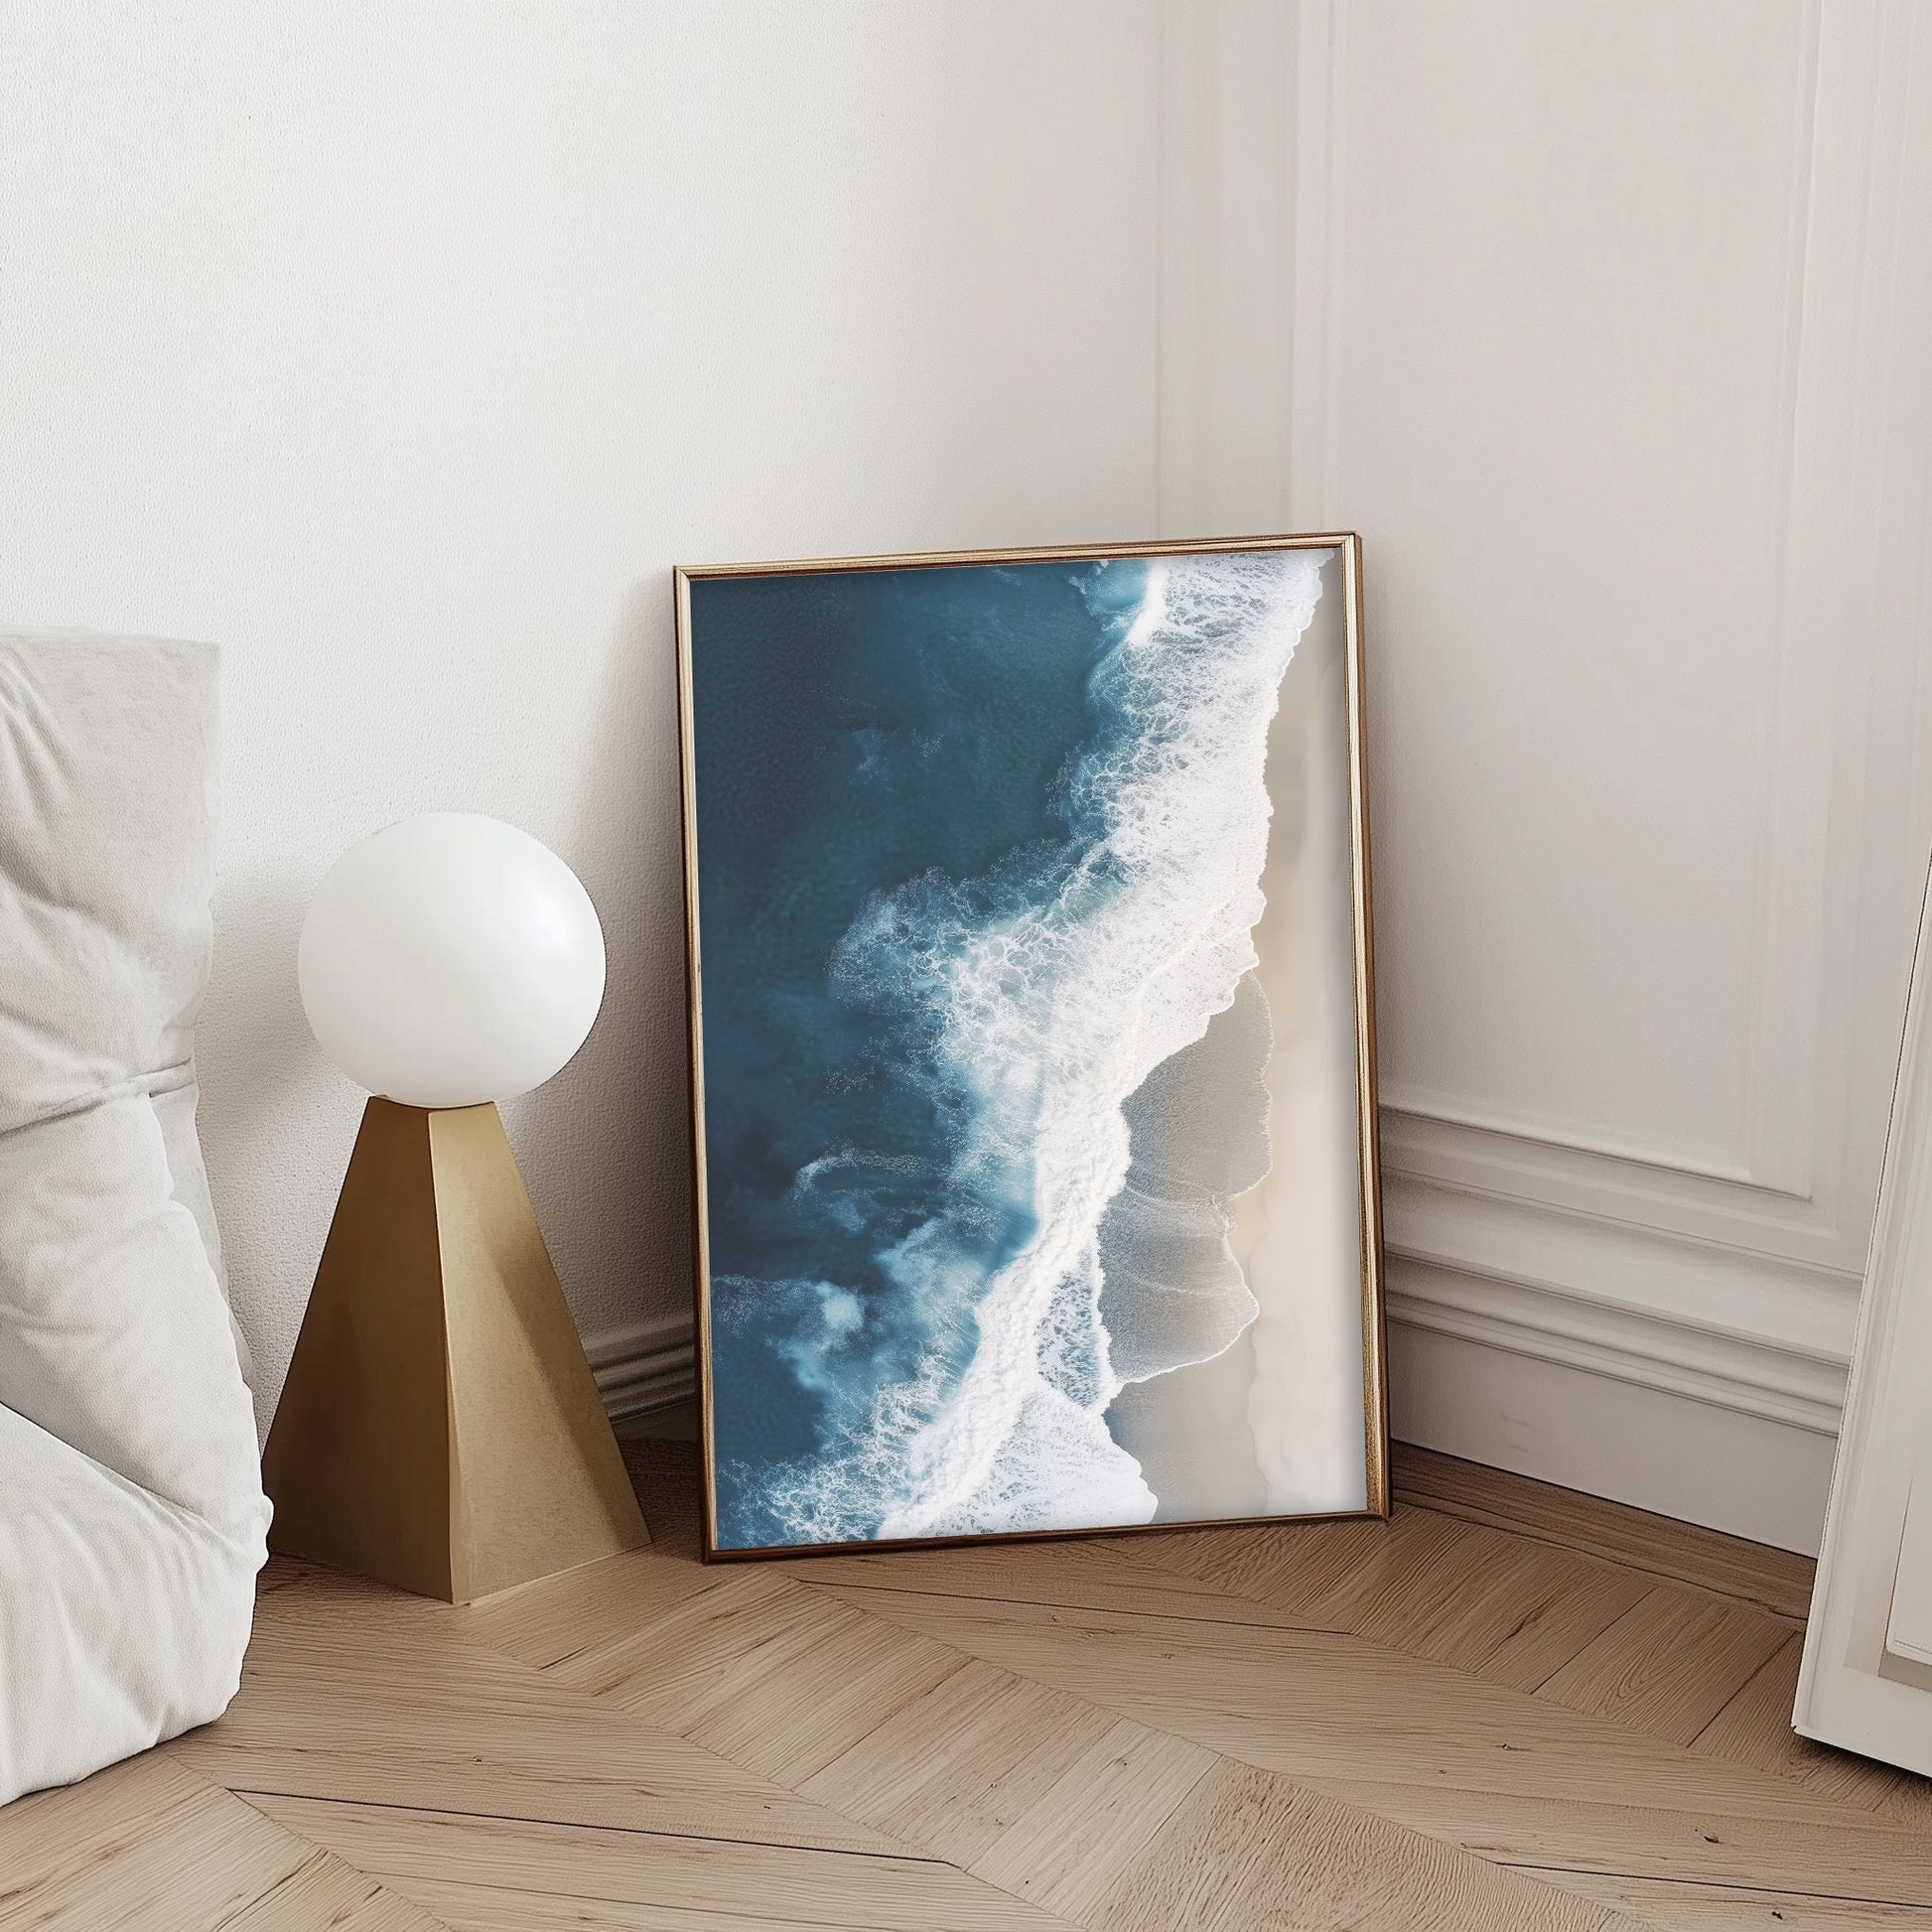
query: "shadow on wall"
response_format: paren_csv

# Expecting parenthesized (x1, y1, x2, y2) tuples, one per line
(200, 579, 695, 1441)
(198, 873, 317, 1157)
(196, 868, 354, 1441)
(502, 576, 696, 1375)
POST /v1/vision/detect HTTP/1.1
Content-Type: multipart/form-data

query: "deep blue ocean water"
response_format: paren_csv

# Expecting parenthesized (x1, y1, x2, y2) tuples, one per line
(690, 559, 1142, 1548)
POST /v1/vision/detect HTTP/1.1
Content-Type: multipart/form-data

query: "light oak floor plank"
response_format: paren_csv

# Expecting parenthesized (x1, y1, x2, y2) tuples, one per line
(796, 1657, 1160, 1869)
(1477, 1562, 1660, 1695)
(1087, 1760, 1622, 1932)
(217, 1842, 453, 1931)
(14, 1440, 1929, 1930)
(1873, 1775, 1932, 1832)
(800, 1660, 1225, 1921)
(965, 1717, 1219, 1921)
(1107, 1484, 1807, 1757)
(1537, 1585, 1796, 1745)
(1535, 1867, 1932, 1928)
(546, 1564, 971, 1786)
(251, 1793, 1078, 1931)
(349, 1880, 1045, 1932)
(0, 1753, 446, 1932)
(618, 1448, 1932, 1905)
(1092, 1514, 1389, 1620)
(764, 1533, 1317, 1628)
(802, 1664, 1631, 1930)
(804, 1583, 1873, 1822)
(1391, 1445, 1818, 1620)
(1690, 1635, 1922, 1816)
(1098, 1496, 1661, 1715)
(807, 1582, 1932, 1903)
(1302, 1505, 1654, 1684)
(454, 1539, 722, 1671)
(507, 1472, 1656, 1929)
(1303, 1778, 1932, 1910)
(170, 1564, 910, 1858)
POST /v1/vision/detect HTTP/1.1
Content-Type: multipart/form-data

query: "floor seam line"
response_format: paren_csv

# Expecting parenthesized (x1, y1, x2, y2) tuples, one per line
(221, 1786, 955, 1865)
(1502, 1858, 1931, 1911)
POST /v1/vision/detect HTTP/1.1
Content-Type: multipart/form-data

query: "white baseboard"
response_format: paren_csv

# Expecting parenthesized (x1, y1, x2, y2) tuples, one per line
(583, 1216, 1850, 1557)
(1390, 1312, 1836, 1556)
(1383, 1167, 1856, 1556)
(586, 1310, 695, 1430)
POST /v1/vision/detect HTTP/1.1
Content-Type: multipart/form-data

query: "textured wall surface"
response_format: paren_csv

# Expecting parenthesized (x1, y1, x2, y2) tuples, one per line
(18, 0, 1924, 1555)
(0, 1, 1163, 1428)
(1159, 0, 1932, 1551)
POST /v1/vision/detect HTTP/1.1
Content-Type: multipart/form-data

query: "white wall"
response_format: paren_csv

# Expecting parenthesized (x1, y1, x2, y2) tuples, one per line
(10, 1, 1931, 1557)
(0, 0, 1163, 1432)
(1163, 0, 1932, 1551)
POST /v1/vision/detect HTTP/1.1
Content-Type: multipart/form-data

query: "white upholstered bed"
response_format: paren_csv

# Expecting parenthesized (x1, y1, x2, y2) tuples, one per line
(0, 632, 268, 1805)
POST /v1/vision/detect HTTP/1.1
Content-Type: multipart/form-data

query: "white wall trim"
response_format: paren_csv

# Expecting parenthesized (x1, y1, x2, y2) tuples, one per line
(1387, 1254, 1846, 1441)
(586, 1321, 1811, 1543)
(1152, 0, 1932, 1549)
(587, 1224, 1851, 1549)
(590, 1164, 1860, 1443)
(600, 3, 1932, 1564)
(1380, 1107, 1845, 1260)
(1390, 1326, 1839, 1555)
(1381, 1170, 1860, 1414)
(587, 1310, 695, 1429)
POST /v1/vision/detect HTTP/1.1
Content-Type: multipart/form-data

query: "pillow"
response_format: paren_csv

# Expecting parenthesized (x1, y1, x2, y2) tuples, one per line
(0, 630, 269, 1805)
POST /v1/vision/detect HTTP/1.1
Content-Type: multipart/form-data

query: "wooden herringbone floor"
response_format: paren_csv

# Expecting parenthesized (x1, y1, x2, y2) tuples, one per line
(6, 1442, 1931, 1929)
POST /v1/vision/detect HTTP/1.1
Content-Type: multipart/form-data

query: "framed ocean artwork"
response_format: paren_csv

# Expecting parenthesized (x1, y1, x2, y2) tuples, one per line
(675, 535, 1386, 1559)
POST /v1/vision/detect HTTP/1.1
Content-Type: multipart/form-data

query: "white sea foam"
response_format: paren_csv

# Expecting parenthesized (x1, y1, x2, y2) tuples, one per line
(820, 550, 1332, 1540)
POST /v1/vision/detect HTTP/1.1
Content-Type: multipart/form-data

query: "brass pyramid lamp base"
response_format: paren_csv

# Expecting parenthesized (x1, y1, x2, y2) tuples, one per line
(263, 1097, 649, 1602)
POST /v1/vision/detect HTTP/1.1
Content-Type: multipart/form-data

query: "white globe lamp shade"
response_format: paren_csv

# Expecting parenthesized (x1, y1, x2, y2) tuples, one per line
(299, 813, 606, 1109)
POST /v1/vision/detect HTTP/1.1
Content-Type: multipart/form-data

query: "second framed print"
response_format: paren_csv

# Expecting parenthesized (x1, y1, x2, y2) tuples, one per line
(676, 535, 1386, 1559)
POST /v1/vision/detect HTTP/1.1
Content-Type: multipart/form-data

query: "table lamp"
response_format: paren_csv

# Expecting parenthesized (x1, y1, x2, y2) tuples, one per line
(262, 812, 649, 1601)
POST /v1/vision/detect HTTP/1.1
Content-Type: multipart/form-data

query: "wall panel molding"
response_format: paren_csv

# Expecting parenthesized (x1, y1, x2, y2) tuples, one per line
(1384, 1173, 1858, 1407)
(1390, 1325, 1839, 1554)
(588, 1310, 695, 1429)
(596, 4, 1932, 1561)
(1155, 0, 1932, 1547)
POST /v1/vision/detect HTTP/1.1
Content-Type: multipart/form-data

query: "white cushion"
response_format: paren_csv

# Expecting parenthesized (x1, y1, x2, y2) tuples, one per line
(0, 631, 268, 1806)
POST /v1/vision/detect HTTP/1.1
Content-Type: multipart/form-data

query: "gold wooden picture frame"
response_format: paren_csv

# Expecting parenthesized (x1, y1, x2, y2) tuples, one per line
(675, 534, 1386, 1561)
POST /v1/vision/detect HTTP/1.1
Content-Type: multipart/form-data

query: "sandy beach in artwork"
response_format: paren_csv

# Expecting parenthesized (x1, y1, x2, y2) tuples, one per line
(1106, 557, 1368, 1521)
